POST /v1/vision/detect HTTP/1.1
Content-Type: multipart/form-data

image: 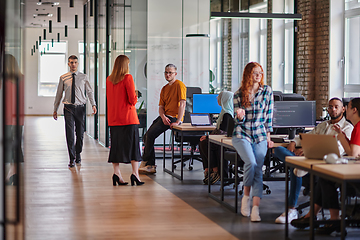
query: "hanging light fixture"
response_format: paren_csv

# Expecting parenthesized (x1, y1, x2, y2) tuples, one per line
(43, 29, 46, 40)
(75, 15, 78, 28)
(39, 36, 42, 45)
(70, 0, 74, 8)
(57, 7, 61, 22)
(65, 25, 68, 37)
(52, 38, 54, 47)
(57, 33, 60, 42)
(90, 0, 93, 17)
(185, 0, 209, 38)
(49, 20, 52, 33)
(36, 41, 38, 49)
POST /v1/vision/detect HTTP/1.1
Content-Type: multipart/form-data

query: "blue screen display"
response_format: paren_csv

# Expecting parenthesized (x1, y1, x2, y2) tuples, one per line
(192, 94, 222, 114)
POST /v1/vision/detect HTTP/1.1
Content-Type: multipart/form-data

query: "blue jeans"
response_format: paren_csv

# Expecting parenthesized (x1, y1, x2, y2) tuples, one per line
(273, 146, 302, 208)
(232, 137, 268, 198)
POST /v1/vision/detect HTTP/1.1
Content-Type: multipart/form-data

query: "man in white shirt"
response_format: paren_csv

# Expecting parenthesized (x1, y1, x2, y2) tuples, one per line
(53, 55, 97, 168)
(273, 97, 353, 224)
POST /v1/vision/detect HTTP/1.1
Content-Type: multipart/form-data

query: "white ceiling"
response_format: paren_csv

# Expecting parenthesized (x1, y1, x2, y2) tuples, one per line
(24, 0, 84, 28)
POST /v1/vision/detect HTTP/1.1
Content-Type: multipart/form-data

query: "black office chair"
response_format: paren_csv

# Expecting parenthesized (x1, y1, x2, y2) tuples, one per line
(173, 87, 204, 170)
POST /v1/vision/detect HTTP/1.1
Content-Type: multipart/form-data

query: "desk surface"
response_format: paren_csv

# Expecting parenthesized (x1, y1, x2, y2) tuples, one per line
(312, 164, 360, 180)
(172, 123, 216, 131)
(286, 156, 326, 169)
(208, 135, 228, 143)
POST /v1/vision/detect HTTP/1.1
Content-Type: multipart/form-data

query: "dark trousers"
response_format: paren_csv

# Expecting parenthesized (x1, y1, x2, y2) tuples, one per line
(199, 137, 228, 176)
(64, 104, 85, 162)
(142, 116, 176, 166)
(314, 178, 340, 210)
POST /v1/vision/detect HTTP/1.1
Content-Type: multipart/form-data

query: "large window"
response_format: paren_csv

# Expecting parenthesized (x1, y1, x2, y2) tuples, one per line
(344, 1, 360, 97)
(38, 41, 67, 97)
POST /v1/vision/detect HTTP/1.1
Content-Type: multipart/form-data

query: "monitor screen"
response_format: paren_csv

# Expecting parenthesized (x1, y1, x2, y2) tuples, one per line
(273, 101, 316, 128)
(192, 94, 222, 114)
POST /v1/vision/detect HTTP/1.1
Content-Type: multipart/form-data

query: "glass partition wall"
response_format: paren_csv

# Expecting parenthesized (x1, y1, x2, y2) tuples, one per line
(85, 0, 147, 146)
(1, 0, 25, 239)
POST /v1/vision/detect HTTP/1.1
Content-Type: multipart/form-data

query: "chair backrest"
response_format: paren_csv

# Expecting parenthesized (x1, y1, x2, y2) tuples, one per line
(273, 91, 283, 101)
(184, 87, 202, 123)
(282, 93, 306, 101)
(227, 116, 235, 137)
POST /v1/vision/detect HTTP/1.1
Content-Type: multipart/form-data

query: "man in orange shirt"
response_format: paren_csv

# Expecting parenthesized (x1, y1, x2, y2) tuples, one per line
(139, 64, 186, 174)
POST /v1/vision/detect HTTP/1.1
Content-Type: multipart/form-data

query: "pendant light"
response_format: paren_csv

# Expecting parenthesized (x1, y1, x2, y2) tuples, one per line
(185, 0, 209, 38)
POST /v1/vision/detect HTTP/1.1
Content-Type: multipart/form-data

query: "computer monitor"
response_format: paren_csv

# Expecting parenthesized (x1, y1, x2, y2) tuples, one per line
(192, 94, 222, 114)
(273, 101, 316, 139)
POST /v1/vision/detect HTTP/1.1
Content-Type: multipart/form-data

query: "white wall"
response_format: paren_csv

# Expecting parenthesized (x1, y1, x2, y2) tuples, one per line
(329, 0, 345, 98)
(24, 27, 84, 115)
(272, 1, 285, 92)
(147, 0, 210, 144)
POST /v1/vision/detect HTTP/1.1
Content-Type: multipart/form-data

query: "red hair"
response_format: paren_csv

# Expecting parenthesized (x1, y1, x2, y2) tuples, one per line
(240, 62, 264, 107)
(109, 55, 130, 84)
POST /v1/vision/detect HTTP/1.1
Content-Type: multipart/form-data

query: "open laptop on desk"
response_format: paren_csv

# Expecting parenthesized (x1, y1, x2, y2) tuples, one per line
(300, 133, 340, 159)
(190, 113, 212, 126)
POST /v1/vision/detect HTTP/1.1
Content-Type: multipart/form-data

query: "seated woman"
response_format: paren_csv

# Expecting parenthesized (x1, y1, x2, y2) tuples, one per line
(292, 97, 360, 235)
(198, 91, 234, 185)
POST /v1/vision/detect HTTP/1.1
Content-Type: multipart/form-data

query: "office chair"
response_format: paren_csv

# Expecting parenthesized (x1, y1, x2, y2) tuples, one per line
(173, 87, 204, 170)
(273, 91, 283, 101)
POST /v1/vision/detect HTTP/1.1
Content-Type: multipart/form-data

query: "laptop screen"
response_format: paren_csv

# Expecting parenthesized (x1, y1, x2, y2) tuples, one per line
(190, 113, 212, 126)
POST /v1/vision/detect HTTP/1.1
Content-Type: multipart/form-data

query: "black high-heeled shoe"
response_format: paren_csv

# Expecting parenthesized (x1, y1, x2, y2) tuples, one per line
(112, 174, 128, 186)
(130, 174, 144, 186)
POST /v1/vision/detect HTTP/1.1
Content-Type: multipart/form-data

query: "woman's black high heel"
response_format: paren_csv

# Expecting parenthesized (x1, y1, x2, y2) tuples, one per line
(112, 174, 128, 186)
(130, 174, 144, 186)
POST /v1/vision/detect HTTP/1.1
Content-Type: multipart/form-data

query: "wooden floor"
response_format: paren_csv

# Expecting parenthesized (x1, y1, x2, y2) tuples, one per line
(24, 117, 238, 240)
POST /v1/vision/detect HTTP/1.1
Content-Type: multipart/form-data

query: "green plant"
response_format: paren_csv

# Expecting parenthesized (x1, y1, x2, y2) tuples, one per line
(137, 100, 144, 115)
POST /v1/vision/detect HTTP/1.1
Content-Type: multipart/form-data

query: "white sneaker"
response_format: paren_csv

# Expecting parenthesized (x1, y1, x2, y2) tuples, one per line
(275, 209, 298, 224)
(250, 206, 261, 222)
(293, 168, 308, 177)
(139, 165, 156, 174)
(241, 195, 250, 217)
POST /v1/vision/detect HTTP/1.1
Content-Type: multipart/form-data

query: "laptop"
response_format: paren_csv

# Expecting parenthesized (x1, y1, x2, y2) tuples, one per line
(190, 113, 212, 126)
(300, 133, 340, 159)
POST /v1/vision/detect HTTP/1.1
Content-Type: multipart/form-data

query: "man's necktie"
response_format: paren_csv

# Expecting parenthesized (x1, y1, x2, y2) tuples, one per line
(71, 73, 76, 104)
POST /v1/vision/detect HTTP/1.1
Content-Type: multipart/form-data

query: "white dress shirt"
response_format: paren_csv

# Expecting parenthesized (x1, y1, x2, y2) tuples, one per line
(293, 116, 354, 156)
(53, 71, 96, 112)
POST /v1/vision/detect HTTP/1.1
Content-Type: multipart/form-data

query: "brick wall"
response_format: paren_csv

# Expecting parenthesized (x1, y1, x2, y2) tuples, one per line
(222, 19, 232, 91)
(296, 0, 329, 117)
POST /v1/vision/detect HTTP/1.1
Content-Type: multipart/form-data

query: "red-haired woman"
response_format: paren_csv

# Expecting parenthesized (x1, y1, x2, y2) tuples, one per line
(232, 62, 274, 221)
(107, 55, 144, 186)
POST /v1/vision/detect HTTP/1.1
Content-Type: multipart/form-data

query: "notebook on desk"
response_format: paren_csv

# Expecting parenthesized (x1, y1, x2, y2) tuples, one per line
(190, 113, 212, 126)
(300, 133, 340, 159)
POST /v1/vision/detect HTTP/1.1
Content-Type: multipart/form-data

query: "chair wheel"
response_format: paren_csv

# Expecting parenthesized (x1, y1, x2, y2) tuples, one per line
(239, 190, 243, 195)
(298, 209, 303, 214)
(189, 166, 193, 170)
(266, 189, 271, 194)
(173, 165, 177, 169)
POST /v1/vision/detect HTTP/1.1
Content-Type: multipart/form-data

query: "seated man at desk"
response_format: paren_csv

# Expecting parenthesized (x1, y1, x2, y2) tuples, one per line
(292, 97, 360, 235)
(274, 98, 353, 224)
(139, 64, 186, 174)
(198, 91, 233, 185)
